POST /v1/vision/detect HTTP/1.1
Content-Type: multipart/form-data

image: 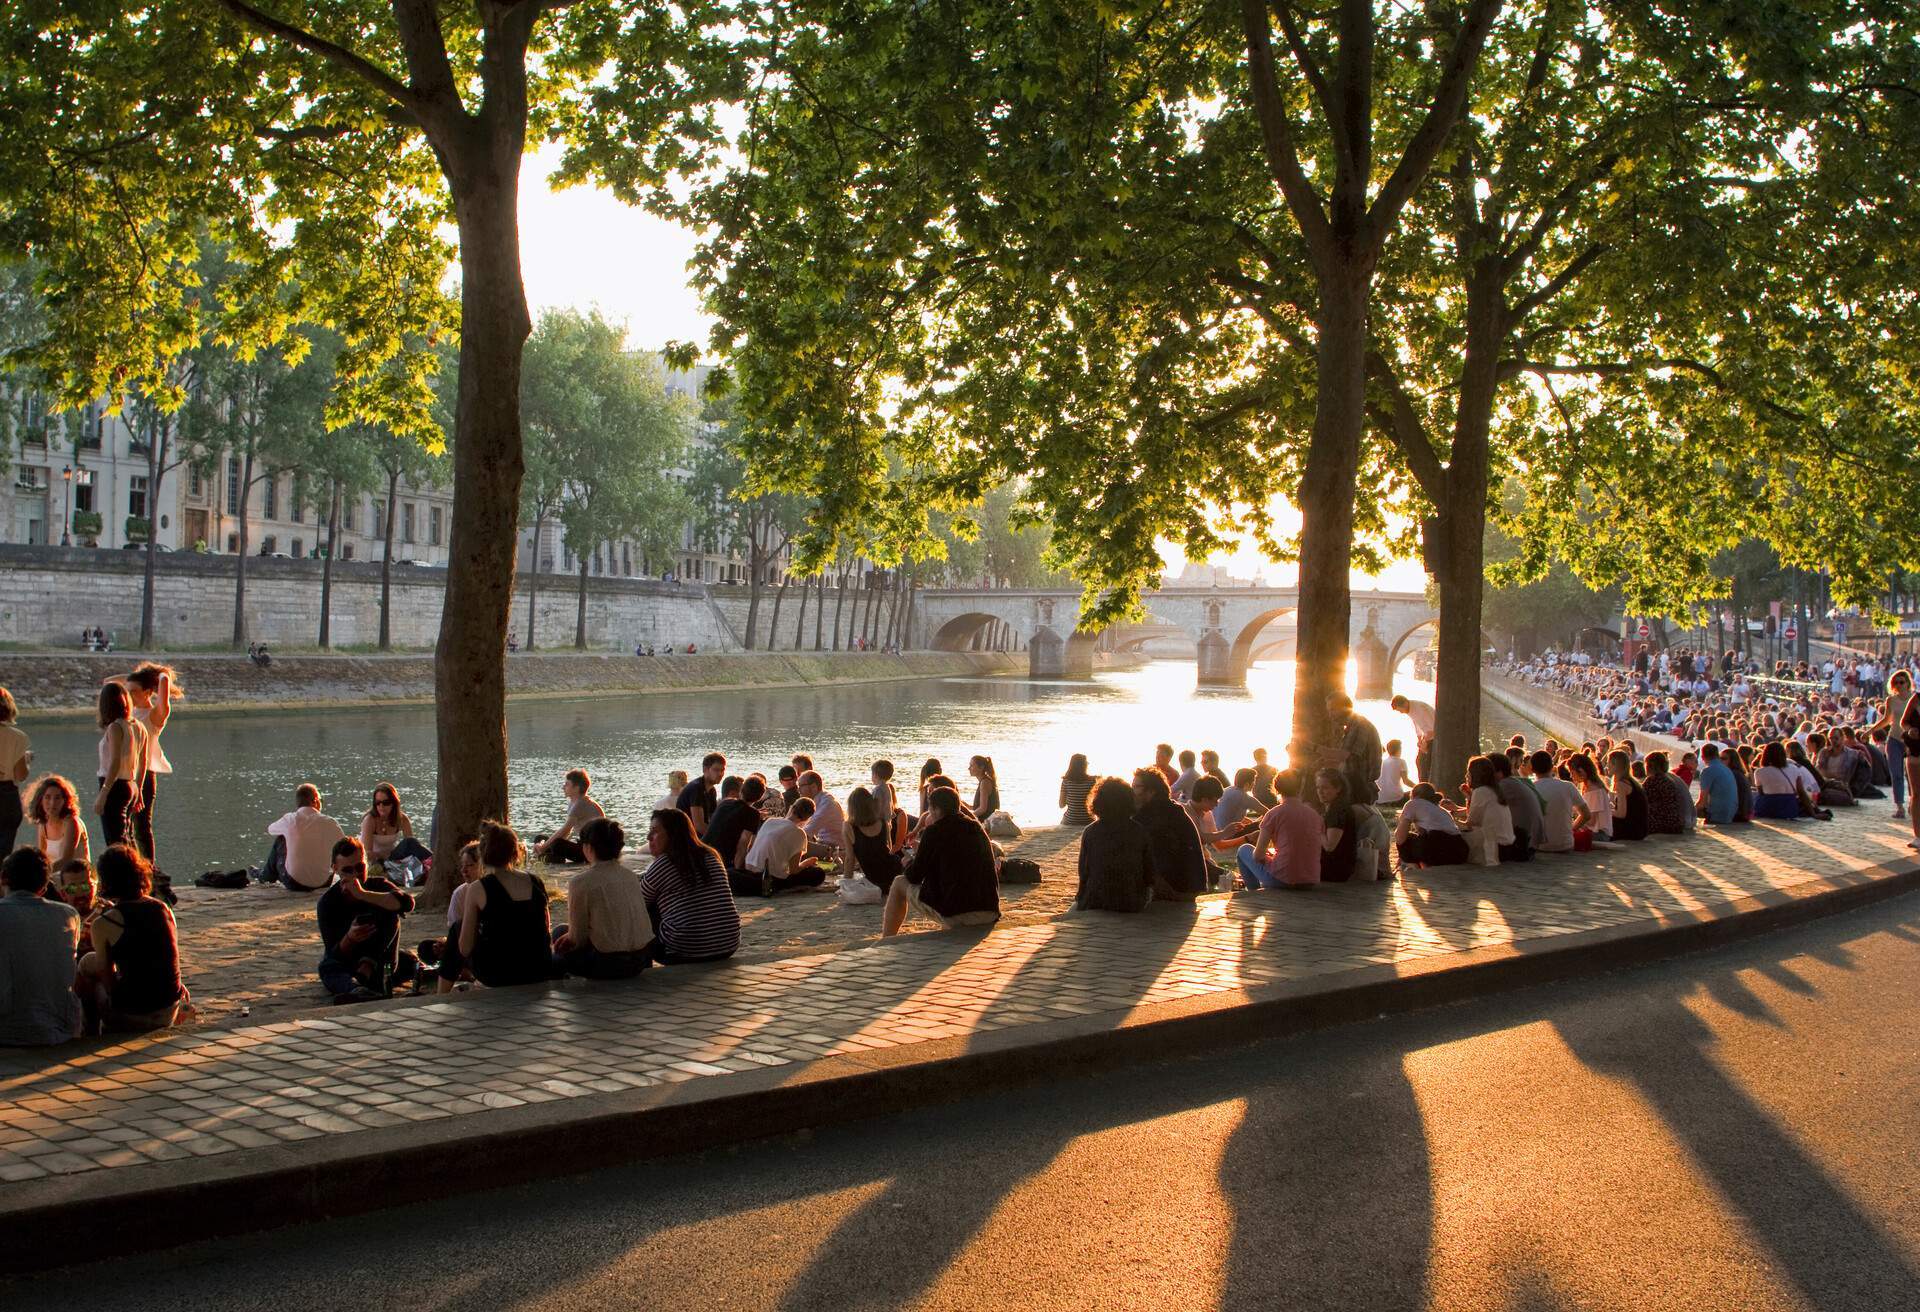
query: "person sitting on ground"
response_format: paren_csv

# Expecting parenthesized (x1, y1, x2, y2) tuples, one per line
(740, 795, 827, 898)
(446, 821, 556, 989)
(677, 752, 726, 837)
(1059, 753, 1096, 827)
(51, 857, 99, 927)
(260, 783, 346, 891)
(773, 764, 801, 814)
(1488, 752, 1540, 861)
(533, 769, 603, 865)
(316, 836, 418, 1004)
(1171, 749, 1201, 803)
(1150, 743, 1178, 789)
(1184, 776, 1248, 889)
(1393, 783, 1471, 868)
(882, 786, 1000, 936)
(1727, 744, 1756, 823)
(416, 841, 482, 981)
(1813, 732, 1867, 801)
(791, 753, 815, 780)
(0, 847, 84, 1046)
(1250, 747, 1279, 807)
(1201, 749, 1229, 790)
(655, 769, 689, 815)
(797, 770, 846, 857)
(1797, 736, 1853, 810)
(1352, 792, 1396, 880)
(1641, 751, 1693, 835)
(78, 844, 187, 1033)
(1567, 753, 1614, 843)
(869, 759, 901, 839)
(706, 775, 768, 880)
(1376, 739, 1412, 805)
(1075, 777, 1153, 912)
(1751, 741, 1803, 820)
(359, 781, 431, 870)
(640, 808, 741, 963)
(1238, 768, 1323, 890)
(552, 818, 652, 980)
(1694, 744, 1739, 825)
(1529, 750, 1587, 852)
(1454, 756, 1519, 865)
(968, 755, 1003, 829)
(842, 787, 903, 897)
(27, 774, 89, 869)
(1214, 767, 1269, 833)
(1131, 767, 1209, 900)
(1314, 769, 1359, 882)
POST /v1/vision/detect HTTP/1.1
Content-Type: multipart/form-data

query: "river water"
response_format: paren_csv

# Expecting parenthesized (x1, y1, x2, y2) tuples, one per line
(19, 661, 1535, 876)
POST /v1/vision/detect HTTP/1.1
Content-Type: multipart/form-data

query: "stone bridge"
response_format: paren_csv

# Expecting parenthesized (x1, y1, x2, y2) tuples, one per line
(914, 587, 1438, 692)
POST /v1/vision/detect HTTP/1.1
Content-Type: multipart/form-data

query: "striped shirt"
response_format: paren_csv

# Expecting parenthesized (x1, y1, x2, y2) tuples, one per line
(638, 851, 740, 961)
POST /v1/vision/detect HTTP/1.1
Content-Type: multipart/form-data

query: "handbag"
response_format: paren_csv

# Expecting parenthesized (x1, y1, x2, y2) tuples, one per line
(998, 857, 1042, 884)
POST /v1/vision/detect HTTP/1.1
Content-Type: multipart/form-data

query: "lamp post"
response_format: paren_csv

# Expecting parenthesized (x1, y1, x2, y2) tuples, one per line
(60, 464, 72, 546)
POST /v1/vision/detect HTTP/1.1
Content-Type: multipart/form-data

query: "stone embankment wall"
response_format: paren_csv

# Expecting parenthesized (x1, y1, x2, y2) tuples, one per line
(1, 649, 1029, 716)
(707, 584, 945, 653)
(0, 545, 735, 652)
(1481, 671, 1691, 758)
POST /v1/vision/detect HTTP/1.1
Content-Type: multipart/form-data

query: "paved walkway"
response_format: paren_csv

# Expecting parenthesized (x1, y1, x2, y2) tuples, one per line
(2, 805, 1915, 1188)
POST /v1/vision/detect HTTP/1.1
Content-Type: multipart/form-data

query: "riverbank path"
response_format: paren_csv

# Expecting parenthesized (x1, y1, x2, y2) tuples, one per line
(0, 805, 1914, 1194)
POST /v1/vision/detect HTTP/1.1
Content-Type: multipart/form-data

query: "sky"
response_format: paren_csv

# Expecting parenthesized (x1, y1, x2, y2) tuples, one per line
(517, 147, 1428, 591)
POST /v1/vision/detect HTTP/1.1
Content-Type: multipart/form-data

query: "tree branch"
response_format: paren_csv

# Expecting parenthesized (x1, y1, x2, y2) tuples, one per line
(1365, 349, 1447, 497)
(1272, 2, 1348, 171)
(391, 0, 468, 130)
(1509, 241, 1608, 321)
(211, 0, 426, 124)
(1367, 0, 1505, 238)
(1239, 0, 1333, 264)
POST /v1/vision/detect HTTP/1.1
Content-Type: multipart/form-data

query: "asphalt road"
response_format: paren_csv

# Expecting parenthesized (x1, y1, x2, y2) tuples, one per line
(13, 895, 1920, 1312)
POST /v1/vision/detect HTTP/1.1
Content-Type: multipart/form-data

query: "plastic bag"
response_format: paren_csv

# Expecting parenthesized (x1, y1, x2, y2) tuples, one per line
(837, 874, 884, 905)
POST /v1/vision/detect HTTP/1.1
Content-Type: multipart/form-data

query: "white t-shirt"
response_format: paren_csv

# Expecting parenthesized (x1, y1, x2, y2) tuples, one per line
(745, 816, 807, 875)
(1580, 784, 1614, 835)
(447, 880, 473, 929)
(1403, 700, 1436, 741)
(1784, 761, 1820, 796)
(1465, 786, 1514, 866)
(802, 791, 845, 848)
(0, 723, 30, 782)
(1531, 776, 1582, 852)
(1400, 798, 1459, 836)
(1376, 756, 1412, 803)
(268, 806, 347, 890)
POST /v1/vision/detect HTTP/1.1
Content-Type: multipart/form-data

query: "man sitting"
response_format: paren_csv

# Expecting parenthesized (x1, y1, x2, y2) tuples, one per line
(0, 848, 84, 1045)
(1213, 768, 1269, 832)
(1695, 744, 1739, 825)
(552, 818, 652, 980)
(676, 753, 726, 837)
(316, 837, 417, 1004)
(258, 783, 346, 891)
(707, 775, 769, 879)
(1131, 768, 1208, 900)
(882, 786, 999, 935)
(1642, 751, 1694, 835)
(532, 768, 603, 865)
(797, 770, 845, 858)
(740, 796, 827, 898)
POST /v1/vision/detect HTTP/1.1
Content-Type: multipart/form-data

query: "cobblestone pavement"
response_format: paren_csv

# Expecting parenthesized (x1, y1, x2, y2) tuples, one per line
(1, 806, 1913, 1188)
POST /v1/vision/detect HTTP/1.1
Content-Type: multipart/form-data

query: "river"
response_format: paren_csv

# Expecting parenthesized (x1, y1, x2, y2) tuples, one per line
(18, 661, 1536, 876)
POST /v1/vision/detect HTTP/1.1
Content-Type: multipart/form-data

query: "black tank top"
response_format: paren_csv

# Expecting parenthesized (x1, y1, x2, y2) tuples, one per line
(850, 823, 902, 887)
(108, 897, 184, 1014)
(473, 871, 553, 987)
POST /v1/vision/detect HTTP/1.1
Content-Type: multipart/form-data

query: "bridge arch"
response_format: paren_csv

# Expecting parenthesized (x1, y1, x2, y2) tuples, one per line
(931, 612, 1012, 652)
(1227, 607, 1298, 676)
(1386, 617, 1496, 673)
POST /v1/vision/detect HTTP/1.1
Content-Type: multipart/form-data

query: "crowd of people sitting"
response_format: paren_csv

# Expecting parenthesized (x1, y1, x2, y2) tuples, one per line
(5, 650, 1918, 1048)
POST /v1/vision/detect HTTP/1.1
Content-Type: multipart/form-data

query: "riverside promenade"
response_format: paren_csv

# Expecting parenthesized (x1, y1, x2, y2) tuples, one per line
(2, 802, 1916, 1268)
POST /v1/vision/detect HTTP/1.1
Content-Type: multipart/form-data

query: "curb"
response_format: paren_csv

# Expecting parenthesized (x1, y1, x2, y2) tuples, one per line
(6, 855, 1917, 1274)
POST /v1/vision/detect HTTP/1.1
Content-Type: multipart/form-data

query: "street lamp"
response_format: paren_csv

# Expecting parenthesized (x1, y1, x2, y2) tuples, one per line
(60, 464, 72, 546)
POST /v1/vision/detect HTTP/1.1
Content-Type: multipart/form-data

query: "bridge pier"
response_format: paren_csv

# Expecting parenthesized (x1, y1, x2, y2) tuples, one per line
(1354, 621, 1392, 699)
(1028, 627, 1094, 679)
(1195, 630, 1244, 687)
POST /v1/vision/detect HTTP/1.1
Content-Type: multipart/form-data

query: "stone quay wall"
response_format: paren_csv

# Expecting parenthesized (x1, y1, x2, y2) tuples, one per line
(0, 649, 1031, 716)
(0, 544, 736, 653)
(1481, 671, 1691, 759)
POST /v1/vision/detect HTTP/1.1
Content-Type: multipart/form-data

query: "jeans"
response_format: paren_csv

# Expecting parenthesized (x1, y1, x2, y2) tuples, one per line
(1890, 737, 1907, 809)
(0, 781, 20, 855)
(132, 772, 158, 863)
(1236, 843, 1276, 890)
(99, 778, 136, 849)
(551, 927, 647, 980)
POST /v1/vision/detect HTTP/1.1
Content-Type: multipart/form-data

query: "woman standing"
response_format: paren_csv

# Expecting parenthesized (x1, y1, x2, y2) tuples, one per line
(93, 682, 147, 851)
(639, 808, 740, 964)
(27, 776, 90, 868)
(1873, 669, 1914, 821)
(78, 844, 187, 1033)
(1902, 677, 1920, 849)
(447, 821, 556, 989)
(1058, 754, 1095, 826)
(124, 663, 177, 863)
(0, 687, 28, 852)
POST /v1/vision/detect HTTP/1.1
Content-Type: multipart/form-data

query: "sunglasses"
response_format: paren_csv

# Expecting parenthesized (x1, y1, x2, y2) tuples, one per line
(337, 862, 367, 875)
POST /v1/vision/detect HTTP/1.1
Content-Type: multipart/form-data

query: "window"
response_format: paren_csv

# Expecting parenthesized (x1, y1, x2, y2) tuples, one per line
(227, 533, 239, 553)
(262, 475, 278, 520)
(289, 474, 304, 523)
(226, 457, 242, 514)
(22, 391, 45, 442)
(372, 502, 385, 540)
(74, 481, 95, 514)
(290, 538, 303, 559)
(261, 535, 277, 555)
(188, 466, 204, 498)
(402, 503, 416, 543)
(13, 465, 47, 492)
(343, 499, 355, 532)
(341, 543, 354, 561)
(128, 475, 149, 520)
(79, 402, 103, 450)
(622, 544, 632, 576)
(429, 505, 443, 546)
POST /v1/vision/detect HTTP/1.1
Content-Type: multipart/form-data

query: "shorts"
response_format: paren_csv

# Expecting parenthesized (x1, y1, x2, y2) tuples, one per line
(905, 882, 999, 929)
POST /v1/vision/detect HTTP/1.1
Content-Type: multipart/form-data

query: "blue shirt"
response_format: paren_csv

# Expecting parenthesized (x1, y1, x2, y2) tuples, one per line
(1212, 786, 1261, 830)
(1699, 760, 1737, 824)
(0, 891, 83, 1046)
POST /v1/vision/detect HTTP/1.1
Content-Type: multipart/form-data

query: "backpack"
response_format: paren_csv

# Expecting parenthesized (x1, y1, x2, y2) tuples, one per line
(998, 857, 1042, 884)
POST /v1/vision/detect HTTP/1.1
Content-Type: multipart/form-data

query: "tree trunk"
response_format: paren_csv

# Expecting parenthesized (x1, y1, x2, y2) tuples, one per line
(814, 572, 827, 650)
(318, 479, 340, 648)
(231, 448, 254, 648)
(575, 551, 591, 649)
(743, 532, 765, 650)
(792, 573, 811, 650)
(379, 468, 399, 650)
(139, 414, 169, 649)
(427, 164, 532, 906)
(1427, 280, 1503, 796)
(768, 572, 791, 647)
(524, 505, 543, 651)
(832, 560, 850, 650)
(901, 578, 916, 651)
